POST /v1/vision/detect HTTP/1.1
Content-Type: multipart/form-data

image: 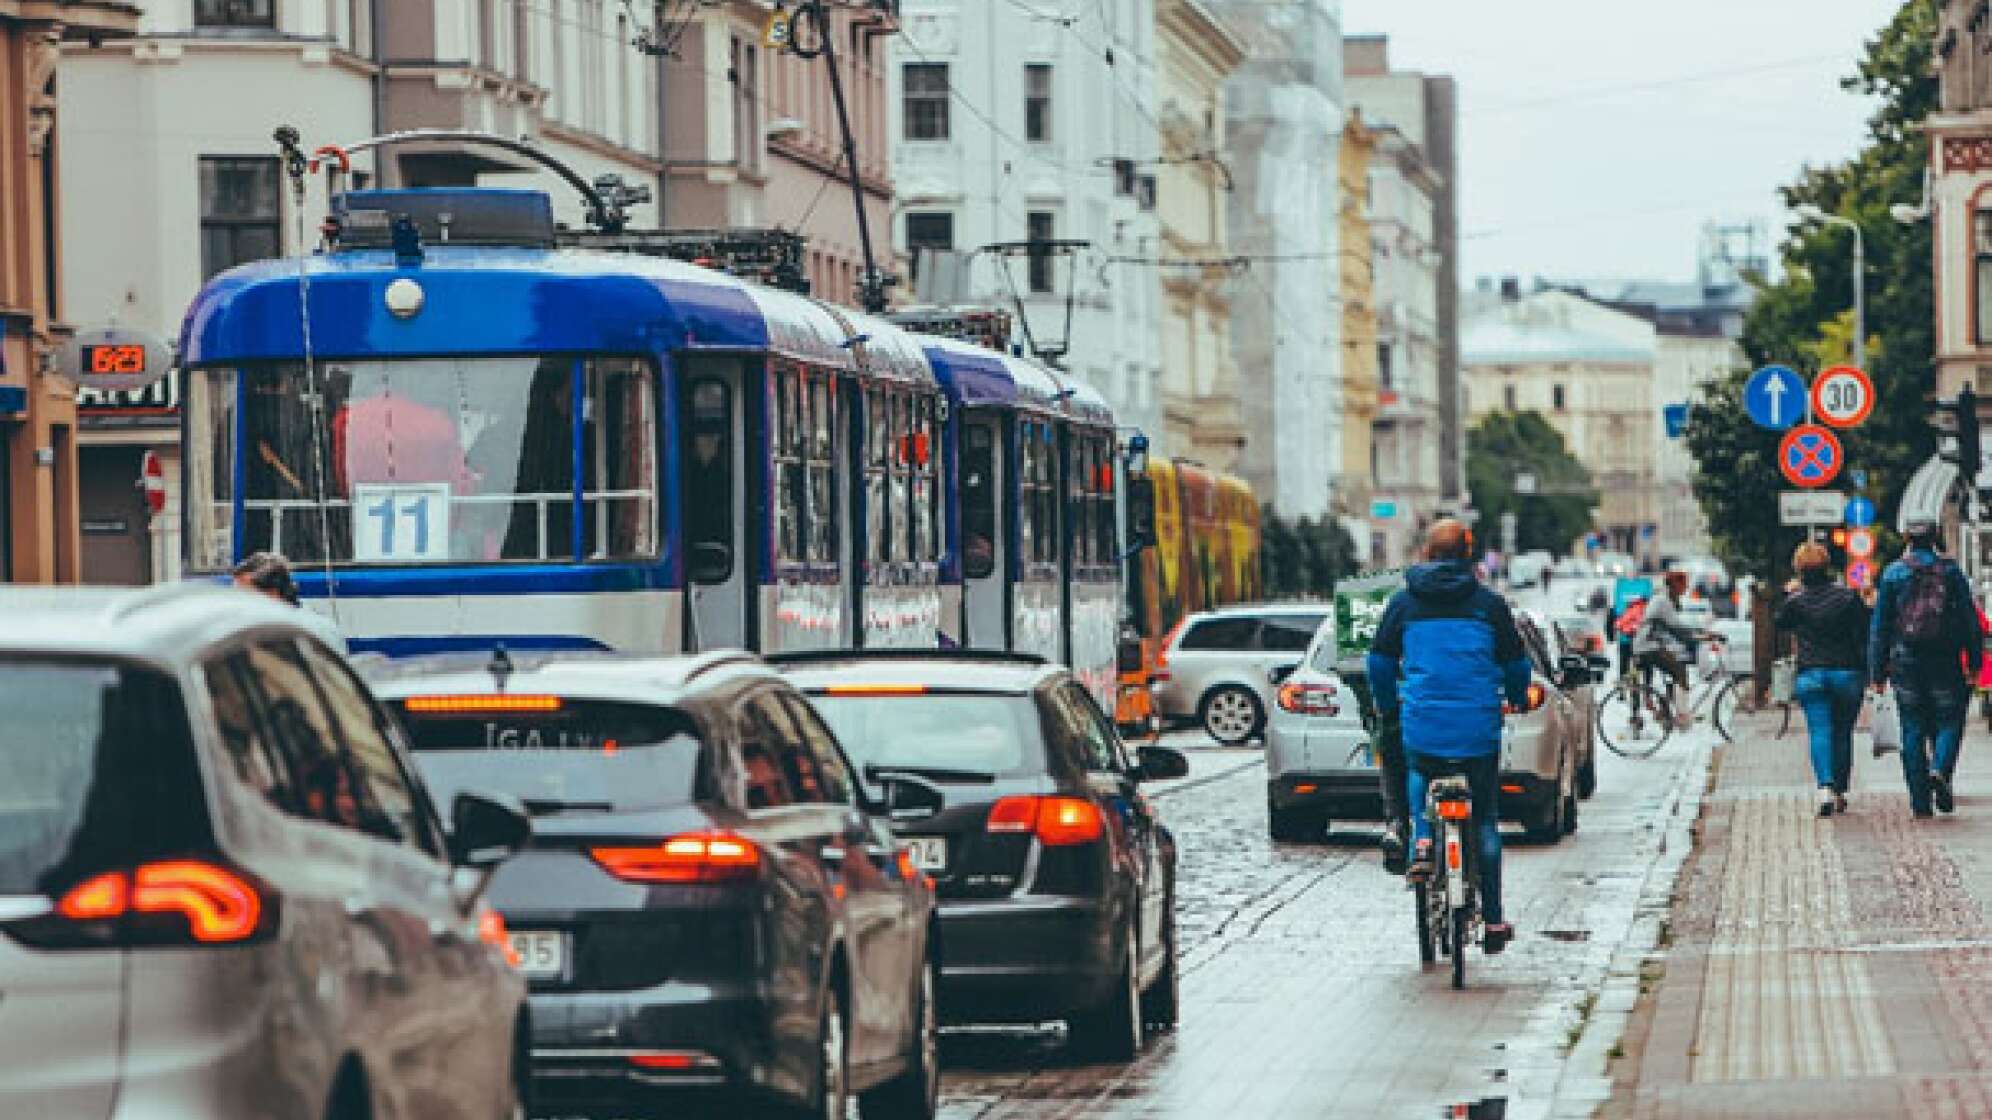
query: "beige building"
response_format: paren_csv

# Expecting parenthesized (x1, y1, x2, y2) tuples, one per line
(1463, 289, 1660, 561)
(1155, 0, 1243, 468)
(664, 1, 898, 308)
(1338, 110, 1378, 536)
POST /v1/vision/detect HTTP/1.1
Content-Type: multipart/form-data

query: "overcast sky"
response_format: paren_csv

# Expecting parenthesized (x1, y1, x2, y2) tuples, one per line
(1340, 0, 1907, 286)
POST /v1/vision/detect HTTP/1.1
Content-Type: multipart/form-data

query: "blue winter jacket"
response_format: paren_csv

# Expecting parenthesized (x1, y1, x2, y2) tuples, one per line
(1365, 560, 1533, 759)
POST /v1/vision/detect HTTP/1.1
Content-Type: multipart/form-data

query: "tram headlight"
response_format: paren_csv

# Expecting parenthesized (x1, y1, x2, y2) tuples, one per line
(384, 277, 426, 319)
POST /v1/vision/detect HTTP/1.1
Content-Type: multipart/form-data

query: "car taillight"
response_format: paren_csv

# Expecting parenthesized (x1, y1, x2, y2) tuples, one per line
(1276, 681, 1339, 716)
(26, 859, 274, 948)
(477, 908, 522, 967)
(590, 832, 763, 884)
(1505, 683, 1548, 714)
(1155, 620, 1188, 675)
(987, 795, 1104, 846)
(1435, 799, 1473, 821)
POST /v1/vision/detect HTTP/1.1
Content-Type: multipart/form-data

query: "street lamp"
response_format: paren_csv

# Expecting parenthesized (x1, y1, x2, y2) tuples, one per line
(1793, 203, 1866, 374)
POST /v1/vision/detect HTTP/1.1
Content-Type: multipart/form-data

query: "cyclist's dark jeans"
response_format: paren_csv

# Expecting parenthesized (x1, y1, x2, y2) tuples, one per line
(1638, 649, 1688, 690)
(1407, 751, 1503, 926)
(1374, 714, 1408, 840)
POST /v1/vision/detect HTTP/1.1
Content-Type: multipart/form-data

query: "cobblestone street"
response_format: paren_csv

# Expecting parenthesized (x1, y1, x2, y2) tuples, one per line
(936, 727, 1718, 1119)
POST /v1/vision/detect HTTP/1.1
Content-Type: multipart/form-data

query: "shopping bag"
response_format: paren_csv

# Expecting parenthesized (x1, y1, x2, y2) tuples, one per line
(1867, 688, 1902, 756)
(1770, 658, 1796, 705)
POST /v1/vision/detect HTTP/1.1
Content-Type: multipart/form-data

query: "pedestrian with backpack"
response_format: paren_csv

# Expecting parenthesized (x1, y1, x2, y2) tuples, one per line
(1869, 519, 1983, 817)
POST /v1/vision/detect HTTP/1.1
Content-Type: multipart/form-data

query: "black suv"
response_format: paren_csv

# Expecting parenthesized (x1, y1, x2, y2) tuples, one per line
(777, 651, 1187, 1061)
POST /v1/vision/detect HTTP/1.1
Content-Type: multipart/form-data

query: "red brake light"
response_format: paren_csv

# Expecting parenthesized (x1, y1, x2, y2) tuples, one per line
(1276, 681, 1339, 716)
(1435, 799, 1473, 821)
(987, 795, 1104, 845)
(591, 832, 763, 884)
(51, 860, 267, 945)
(1157, 620, 1188, 668)
(478, 908, 521, 967)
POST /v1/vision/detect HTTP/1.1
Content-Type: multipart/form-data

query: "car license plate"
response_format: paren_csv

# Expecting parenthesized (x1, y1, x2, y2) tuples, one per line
(899, 836, 948, 872)
(508, 930, 567, 980)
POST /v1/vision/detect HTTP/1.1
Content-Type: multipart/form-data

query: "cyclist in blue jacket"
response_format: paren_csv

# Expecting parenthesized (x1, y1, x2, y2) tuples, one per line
(1367, 519, 1532, 954)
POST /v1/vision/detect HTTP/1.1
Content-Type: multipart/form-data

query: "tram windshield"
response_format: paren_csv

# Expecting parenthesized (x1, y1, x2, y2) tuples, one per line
(186, 356, 658, 569)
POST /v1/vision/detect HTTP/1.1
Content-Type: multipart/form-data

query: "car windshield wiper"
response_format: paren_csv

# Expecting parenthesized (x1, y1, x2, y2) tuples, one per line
(864, 764, 996, 785)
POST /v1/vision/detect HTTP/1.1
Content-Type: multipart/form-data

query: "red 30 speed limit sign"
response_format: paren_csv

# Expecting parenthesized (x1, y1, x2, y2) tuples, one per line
(1811, 365, 1874, 428)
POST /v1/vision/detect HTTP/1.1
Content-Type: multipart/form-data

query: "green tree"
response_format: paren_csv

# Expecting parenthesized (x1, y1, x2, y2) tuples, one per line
(1466, 411, 1598, 553)
(1686, 0, 1934, 577)
(1258, 507, 1360, 597)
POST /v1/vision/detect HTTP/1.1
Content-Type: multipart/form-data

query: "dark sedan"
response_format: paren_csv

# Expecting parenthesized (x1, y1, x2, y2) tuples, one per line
(372, 650, 940, 1120)
(777, 651, 1187, 1062)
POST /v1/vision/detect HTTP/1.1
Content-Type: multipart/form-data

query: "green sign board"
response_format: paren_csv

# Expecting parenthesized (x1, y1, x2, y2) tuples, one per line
(1333, 569, 1406, 660)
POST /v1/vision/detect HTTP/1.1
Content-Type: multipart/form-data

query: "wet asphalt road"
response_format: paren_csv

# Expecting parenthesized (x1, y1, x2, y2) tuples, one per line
(934, 721, 1716, 1120)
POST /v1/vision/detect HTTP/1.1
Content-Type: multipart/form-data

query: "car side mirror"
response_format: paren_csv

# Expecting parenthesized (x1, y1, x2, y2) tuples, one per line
(1135, 744, 1190, 781)
(870, 770, 946, 823)
(1127, 476, 1156, 550)
(450, 791, 532, 869)
(1268, 662, 1299, 686)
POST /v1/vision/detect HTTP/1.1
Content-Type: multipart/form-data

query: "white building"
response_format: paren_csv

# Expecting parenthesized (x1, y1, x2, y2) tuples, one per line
(58, 0, 668, 583)
(889, 1, 1165, 442)
(1208, 0, 1343, 520)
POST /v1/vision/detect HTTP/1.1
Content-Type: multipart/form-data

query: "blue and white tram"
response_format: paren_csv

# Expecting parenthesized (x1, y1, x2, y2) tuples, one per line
(176, 186, 1130, 704)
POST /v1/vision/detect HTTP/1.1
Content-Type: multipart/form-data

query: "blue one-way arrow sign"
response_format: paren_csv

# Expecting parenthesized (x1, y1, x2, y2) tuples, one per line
(1745, 365, 1807, 431)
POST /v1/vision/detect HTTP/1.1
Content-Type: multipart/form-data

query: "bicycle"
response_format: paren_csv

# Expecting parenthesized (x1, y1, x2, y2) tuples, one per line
(1412, 773, 1480, 990)
(1594, 637, 1746, 758)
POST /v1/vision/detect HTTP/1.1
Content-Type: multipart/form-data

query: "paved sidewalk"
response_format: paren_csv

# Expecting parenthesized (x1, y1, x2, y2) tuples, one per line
(1608, 703, 1992, 1118)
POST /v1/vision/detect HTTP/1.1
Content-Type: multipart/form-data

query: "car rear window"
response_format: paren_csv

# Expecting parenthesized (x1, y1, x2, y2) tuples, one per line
(0, 660, 206, 895)
(1177, 617, 1259, 651)
(395, 697, 706, 813)
(1260, 614, 1327, 652)
(808, 692, 1044, 784)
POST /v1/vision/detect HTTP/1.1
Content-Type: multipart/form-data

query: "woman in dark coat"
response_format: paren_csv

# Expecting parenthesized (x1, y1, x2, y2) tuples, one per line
(1776, 542, 1870, 817)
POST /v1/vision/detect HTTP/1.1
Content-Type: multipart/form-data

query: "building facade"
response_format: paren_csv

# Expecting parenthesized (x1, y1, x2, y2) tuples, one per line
(1463, 289, 1661, 562)
(59, 0, 680, 583)
(1210, 0, 1343, 520)
(1345, 34, 1460, 563)
(1337, 109, 1378, 551)
(3, 0, 139, 585)
(1155, 0, 1243, 468)
(664, 1, 898, 309)
(889, 0, 1164, 440)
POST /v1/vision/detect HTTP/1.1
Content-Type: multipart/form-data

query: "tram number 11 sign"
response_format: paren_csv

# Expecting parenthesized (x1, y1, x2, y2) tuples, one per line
(1811, 365, 1874, 429)
(353, 483, 452, 563)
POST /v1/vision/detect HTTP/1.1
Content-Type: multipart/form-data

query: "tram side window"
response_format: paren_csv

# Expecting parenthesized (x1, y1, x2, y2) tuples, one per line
(1030, 424, 1059, 566)
(774, 366, 805, 564)
(187, 368, 238, 571)
(914, 395, 940, 563)
(587, 358, 659, 560)
(806, 375, 838, 565)
(1094, 438, 1118, 567)
(890, 394, 913, 563)
(866, 389, 890, 567)
(962, 422, 997, 580)
(1017, 426, 1038, 566)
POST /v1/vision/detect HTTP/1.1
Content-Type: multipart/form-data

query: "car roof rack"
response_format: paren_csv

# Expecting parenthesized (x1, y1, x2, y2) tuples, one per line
(762, 648, 1048, 668)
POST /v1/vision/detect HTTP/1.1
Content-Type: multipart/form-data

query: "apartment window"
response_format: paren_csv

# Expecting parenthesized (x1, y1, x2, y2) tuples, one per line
(1027, 211, 1055, 293)
(1377, 342, 1394, 389)
(199, 157, 282, 280)
(733, 38, 762, 172)
(196, 0, 274, 26)
(1553, 384, 1567, 411)
(1503, 384, 1517, 412)
(905, 212, 954, 283)
(1977, 210, 1992, 346)
(903, 63, 951, 140)
(1025, 64, 1053, 142)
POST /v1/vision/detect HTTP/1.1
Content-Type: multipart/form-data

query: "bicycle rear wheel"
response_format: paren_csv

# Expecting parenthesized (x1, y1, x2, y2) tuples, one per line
(1414, 881, 1436, 964)
(1450, 908, 1469, 989)
(1597, 680, 1673, 759)
(1710, 675, 1745, 742)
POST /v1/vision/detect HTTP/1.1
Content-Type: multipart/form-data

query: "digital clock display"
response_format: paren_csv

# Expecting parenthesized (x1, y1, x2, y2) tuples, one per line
(82, 344, 147, 377)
